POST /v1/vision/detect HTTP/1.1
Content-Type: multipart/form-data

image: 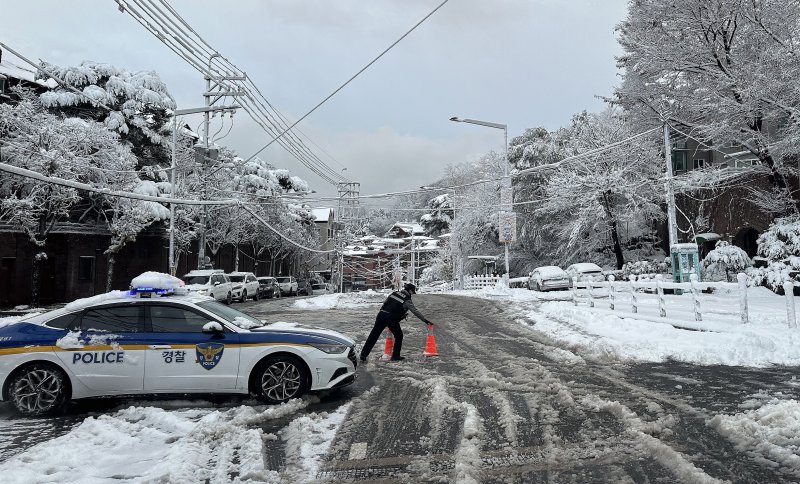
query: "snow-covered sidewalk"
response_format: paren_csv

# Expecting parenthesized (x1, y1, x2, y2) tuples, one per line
(455, 286, 800, 367)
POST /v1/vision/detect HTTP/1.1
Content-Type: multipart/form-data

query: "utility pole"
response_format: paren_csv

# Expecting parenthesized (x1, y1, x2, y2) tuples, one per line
(196, 54, 246, 269)
(169, 104, 239, 276)
(663, 123, 679, 247)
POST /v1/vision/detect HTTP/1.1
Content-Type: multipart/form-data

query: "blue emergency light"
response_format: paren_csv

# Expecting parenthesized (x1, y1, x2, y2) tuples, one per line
(129, 287, 175, 297)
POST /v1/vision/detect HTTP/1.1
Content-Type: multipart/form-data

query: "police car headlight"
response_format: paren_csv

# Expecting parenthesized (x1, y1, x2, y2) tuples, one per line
(310, 343, 349, 354)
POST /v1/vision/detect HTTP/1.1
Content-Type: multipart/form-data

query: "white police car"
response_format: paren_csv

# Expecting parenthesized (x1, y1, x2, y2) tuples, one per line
(0, 272, 358, 416)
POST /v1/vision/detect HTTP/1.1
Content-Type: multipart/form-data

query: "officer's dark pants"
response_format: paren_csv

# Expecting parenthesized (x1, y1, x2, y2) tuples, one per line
(360, 312, 403, 359)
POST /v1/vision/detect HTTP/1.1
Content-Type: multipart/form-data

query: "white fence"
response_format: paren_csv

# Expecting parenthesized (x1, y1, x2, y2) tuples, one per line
(463, 275, 503, 290)
(419, 282, 454, 293)
(572, 273, 753, 324)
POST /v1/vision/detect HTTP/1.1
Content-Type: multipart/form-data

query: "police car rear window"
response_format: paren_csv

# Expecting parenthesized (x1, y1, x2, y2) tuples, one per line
(44, 312, 79, 330)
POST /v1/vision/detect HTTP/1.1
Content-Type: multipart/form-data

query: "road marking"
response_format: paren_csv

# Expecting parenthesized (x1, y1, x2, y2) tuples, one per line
(348, 442, 367, 460)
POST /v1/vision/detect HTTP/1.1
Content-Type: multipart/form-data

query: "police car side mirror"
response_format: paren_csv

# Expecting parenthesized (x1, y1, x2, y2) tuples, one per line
(202, 321, 224, 334)
(214, 281, 220, 286)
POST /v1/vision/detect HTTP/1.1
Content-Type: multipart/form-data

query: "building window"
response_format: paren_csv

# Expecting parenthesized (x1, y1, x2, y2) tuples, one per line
(78, 256, 95, 282)
(672, 152, 688, 173)
(693, 158, 706, 169)
(672, 139, 688, 150)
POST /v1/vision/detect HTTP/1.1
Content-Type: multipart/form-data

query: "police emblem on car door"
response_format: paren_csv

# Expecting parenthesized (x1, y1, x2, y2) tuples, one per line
(195, 342, 224, 370)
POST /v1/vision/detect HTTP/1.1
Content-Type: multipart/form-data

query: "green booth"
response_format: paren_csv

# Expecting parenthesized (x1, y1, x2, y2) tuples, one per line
(670, 243, 701, 283)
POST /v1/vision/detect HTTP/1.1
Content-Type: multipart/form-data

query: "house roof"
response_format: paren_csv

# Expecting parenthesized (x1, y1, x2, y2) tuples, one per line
(0, 57, 57, 88)
(311, 208, 332, 222)
(387, 222, 424, 237)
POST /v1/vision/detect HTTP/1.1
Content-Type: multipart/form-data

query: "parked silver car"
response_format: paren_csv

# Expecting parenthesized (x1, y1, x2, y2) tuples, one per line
(565, 263, 605, 284)
(527, 266, 571, 291)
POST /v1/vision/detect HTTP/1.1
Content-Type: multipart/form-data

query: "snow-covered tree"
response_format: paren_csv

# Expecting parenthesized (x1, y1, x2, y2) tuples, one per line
(748, 216, 800, 290)
(37, 61, 176, 171)
(529, 109, 664, 269)
(102, 181, 170, 290)
(702, 241, 750, 282)
(615, 0, 800, 215)
(420, 193, 453, 236)
(0, 92, 139, 304)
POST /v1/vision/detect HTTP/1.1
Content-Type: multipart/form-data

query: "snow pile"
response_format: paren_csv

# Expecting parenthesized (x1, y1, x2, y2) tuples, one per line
(282, 404, 351, 482)
(453, 403, 483, 484)
(293, 291, 385, 310)
(0, 400, 312, 482)
(55, 331, 84, 350)
(708, 399, 800, 470)
(232, 316, 263, 330)
(63, 290, 129, 311)
(0, 313, 40, 330)
(130, 271, 184, 290)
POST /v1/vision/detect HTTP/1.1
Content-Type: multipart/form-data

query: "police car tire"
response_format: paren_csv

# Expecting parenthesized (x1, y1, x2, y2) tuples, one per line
(240, 290, 248, 303)
(252, 355, 310, 404)
(8, 363, 69, 416)
(225, 292, 232, 305)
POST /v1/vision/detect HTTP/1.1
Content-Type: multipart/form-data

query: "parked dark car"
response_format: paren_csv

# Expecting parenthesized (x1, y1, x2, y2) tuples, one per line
(297, 279, 314, 296)
(257, 276, 281, 299)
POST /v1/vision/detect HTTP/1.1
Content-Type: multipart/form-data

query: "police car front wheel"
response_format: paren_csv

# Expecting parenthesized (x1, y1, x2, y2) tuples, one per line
(8, 363, 69, 416)
(254, 356, 309, 404)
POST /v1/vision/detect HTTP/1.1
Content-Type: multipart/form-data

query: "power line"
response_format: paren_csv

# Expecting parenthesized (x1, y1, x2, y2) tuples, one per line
(116, 0, 350, 186)
(239, 204, 335, 254)
(241, 0, 451, 163)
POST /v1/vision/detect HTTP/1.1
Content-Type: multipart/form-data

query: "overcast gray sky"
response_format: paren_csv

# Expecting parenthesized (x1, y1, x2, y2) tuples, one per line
(3, 0, 628, 199)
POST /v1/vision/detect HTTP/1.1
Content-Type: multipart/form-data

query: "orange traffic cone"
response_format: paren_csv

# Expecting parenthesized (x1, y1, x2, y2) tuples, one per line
(423, 324, 439, 357)
(381, 330, 395, 360)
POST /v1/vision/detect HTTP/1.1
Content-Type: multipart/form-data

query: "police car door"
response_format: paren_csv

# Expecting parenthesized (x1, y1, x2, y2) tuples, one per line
(142, 303, 240, 391)
(55, 303, 146, 393)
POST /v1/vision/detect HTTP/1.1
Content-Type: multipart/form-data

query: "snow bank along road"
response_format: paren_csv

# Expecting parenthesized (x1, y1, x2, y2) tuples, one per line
(0, 293, 798, 482)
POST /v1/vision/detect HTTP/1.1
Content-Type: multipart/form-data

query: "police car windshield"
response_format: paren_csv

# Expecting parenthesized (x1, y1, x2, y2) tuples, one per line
(228, 275, 245, 282)
(196, 300, 265, 328)
(183, 275, 210, 285)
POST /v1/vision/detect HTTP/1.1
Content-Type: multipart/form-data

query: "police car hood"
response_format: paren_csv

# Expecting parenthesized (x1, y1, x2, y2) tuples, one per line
(253, 321, 354, 345)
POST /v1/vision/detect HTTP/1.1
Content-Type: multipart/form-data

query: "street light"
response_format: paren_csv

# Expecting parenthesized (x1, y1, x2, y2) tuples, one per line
(169, 104, 239, 276)
(450, 116, 511, 283)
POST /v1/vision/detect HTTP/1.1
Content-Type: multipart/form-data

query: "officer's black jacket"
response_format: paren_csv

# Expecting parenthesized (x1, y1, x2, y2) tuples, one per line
(378, 290, 432, 325)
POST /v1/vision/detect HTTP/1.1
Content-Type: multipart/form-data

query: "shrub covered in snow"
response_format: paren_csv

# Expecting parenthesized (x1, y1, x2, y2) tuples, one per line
(702, 241, 751, 282)
(748, 217, 800, 291)
(621, 258, 670, 279)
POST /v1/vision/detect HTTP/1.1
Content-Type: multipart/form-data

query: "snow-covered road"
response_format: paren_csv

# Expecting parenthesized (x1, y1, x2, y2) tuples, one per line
(0, 292, 798, 482)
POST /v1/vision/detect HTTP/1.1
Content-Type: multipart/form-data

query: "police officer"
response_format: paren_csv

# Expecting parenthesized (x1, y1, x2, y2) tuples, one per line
(360, 283, 433, 362)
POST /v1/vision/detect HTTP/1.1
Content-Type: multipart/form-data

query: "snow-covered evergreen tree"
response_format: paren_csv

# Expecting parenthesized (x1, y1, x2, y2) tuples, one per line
(748, 217, 800, 291)
(420, 194, 453, 236)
